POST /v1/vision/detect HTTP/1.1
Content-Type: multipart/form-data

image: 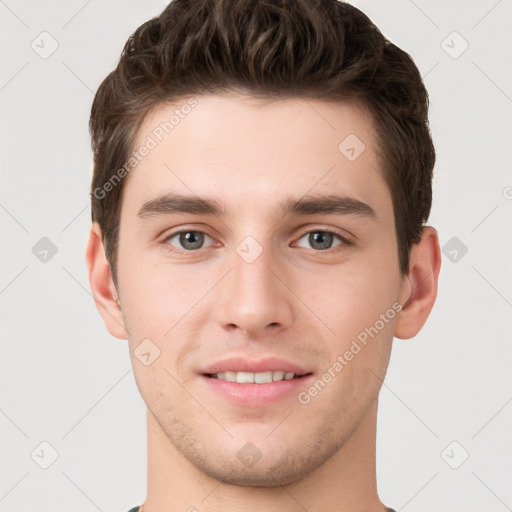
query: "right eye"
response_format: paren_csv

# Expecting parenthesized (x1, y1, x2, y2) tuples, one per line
(163, 230, 215, 252)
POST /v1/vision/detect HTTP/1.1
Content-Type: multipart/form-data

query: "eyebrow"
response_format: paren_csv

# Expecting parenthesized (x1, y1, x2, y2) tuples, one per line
(137, 192, 376, 220)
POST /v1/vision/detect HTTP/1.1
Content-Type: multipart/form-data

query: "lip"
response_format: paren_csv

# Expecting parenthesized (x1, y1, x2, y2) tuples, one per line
(199, 356, 311, 376)
(198, 356, 314, 407)
(200, 373, 314, 407)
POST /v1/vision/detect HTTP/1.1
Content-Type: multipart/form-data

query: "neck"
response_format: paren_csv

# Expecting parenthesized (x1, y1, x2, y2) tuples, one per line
(140, 399, 387, 512)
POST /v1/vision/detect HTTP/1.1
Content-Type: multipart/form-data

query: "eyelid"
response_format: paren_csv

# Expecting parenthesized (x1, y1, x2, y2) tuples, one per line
(161, 226, 217, 253)
(294, 227, 354, 248)
(161, 225, 355, 255)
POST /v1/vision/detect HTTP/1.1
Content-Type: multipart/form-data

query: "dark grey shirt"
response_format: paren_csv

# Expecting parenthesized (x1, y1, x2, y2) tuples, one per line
(127, 506, 397, 511)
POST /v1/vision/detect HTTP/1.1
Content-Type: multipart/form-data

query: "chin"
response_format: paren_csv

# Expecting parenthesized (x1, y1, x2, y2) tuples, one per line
(181, 433, 339, 488)
(197, 459, 313, 487)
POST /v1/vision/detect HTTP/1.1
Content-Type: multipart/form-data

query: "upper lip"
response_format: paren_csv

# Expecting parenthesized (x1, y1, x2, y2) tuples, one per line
(200, 356, 312, 376)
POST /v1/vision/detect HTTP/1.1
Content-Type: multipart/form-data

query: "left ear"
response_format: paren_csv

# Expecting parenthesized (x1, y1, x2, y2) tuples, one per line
(394, 226, 441, 339)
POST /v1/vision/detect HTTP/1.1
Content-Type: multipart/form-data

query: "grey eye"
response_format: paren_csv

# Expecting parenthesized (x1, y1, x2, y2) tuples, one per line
(167, 231, 213, 250)
(296, 231, 342, 251)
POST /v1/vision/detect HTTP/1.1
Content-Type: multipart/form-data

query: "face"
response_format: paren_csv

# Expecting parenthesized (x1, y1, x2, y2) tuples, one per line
(114, 93, 406, 486)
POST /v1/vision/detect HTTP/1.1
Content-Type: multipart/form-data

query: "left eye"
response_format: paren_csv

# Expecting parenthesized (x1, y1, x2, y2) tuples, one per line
(163, 229, 348, 253)
(295, 231, 344, 251)
(165, 231, 214, 251)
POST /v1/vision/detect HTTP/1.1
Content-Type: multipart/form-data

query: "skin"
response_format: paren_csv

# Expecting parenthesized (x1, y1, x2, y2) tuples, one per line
(86, 92, 441, 512)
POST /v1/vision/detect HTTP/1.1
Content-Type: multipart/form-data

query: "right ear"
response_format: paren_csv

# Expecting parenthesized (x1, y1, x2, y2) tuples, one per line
(85, 222, 128, 339)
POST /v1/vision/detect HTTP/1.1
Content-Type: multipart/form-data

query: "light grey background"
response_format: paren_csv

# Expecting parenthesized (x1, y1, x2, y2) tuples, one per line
(1, 1, 511, 511)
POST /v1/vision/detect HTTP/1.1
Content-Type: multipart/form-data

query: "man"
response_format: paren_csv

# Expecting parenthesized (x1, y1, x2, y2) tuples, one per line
(86, 0, 441, 510)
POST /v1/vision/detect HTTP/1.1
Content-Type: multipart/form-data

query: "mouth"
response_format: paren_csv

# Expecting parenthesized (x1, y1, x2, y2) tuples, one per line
(198, 356, 314, 406)
(204, 370, 312, 383)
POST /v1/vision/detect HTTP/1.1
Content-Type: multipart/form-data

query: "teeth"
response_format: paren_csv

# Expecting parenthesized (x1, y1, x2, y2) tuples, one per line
(211, 370, 299, 383)
(224, 371, 236, 382)
(254, 371, 273, 384)
(272, 370, 285, 381)
(237, 371, 255, 383)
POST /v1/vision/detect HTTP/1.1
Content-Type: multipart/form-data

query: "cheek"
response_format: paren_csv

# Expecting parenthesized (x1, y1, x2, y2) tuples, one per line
(119, 260, 209, 377)
(129, 352, 182, 419)
(117, 245, 195, 329)
(295, 264, 399, 390)
(295, 259, 399, 337)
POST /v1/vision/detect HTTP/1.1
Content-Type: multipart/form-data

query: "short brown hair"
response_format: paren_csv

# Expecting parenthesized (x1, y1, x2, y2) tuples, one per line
(89, 0, 435, 289)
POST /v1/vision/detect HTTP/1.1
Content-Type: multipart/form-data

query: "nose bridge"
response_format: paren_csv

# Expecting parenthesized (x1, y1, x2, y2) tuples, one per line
(234, 236, 273, 297)
(215, 233, 293, 335)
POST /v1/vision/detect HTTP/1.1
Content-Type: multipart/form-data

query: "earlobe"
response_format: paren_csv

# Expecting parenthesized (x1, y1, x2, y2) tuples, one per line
(394, 226, 441, 340)
(85, 222, 128, 340)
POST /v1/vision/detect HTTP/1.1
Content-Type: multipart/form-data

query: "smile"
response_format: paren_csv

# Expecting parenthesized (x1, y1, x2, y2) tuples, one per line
(207, 370, 308, 383)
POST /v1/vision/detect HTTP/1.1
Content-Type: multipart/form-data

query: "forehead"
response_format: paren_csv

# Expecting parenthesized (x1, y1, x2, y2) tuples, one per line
(122, 93, 390, 219)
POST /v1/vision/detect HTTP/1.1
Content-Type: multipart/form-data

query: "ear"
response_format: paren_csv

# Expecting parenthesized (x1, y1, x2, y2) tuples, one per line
(85, 222, 128, 340)
(394, 226, 441, 339)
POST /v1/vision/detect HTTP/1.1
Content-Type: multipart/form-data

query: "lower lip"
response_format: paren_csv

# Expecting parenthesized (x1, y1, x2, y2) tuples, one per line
(200, 374, 314, 407)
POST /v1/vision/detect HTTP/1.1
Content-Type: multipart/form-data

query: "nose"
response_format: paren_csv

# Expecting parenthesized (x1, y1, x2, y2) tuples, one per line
(214, 239, 294, 338)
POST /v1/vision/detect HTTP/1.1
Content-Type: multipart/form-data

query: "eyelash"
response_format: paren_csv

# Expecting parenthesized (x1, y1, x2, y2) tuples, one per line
(161, 227, 354, 255)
